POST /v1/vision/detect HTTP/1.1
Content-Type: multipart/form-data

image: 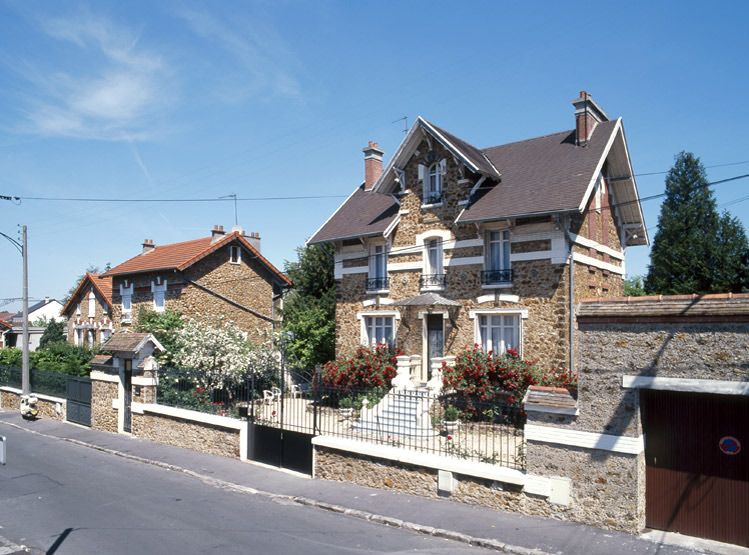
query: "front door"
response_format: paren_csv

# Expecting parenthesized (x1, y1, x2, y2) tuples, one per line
(123, 359, 132, 433)
(425, 314, 444, 382)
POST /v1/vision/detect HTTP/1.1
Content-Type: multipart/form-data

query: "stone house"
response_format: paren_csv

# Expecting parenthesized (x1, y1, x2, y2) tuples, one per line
(60, 272, 114, 347)
(308, 91, 647, 377)
(100, 226, 292, 342)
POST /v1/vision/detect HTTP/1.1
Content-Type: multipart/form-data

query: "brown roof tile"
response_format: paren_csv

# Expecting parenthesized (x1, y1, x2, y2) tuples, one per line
(104, 232, 291, 286)
(308, 186, 399, 244)
(426, 120, 500, 177)
(523, 385, 578, 414)
(61, 273, 113, 316)
(100, 332, 152, 354)
(577, 293, 749, 322)
(459, 120, 619, 223)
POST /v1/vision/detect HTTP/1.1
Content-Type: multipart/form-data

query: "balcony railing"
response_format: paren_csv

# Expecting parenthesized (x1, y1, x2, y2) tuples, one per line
(419, 274, 446, 289)
(366, 277, 390, 291)
(481, 269, 513, 285)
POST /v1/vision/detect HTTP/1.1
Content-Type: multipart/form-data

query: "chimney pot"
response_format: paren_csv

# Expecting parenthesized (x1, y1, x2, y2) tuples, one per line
(245, 231, 261, 252)
(211, 225, 226, 244)
(362, 141, 384, 190)
(142, 239, 155, 254)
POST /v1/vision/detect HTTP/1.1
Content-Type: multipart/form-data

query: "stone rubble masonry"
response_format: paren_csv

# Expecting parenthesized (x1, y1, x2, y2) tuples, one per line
(131, 412, 240, 459)
(315, 447, 568, 521)
(0, 389, 66, 421)
(333, 136, 626, 370)
(91, 379, 118, 433)
(110, 245, 280, 344)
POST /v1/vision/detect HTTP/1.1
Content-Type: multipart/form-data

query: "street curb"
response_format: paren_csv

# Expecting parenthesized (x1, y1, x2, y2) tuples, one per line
(0, 419, 549, 555)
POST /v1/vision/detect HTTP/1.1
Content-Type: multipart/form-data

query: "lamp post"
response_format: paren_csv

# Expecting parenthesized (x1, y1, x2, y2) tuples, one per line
(0, 226, 29, 395)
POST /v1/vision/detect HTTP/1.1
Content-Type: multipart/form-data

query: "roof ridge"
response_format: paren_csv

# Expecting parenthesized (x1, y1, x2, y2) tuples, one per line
(146, 235, 211, 251)
(481, 129, 574, 152)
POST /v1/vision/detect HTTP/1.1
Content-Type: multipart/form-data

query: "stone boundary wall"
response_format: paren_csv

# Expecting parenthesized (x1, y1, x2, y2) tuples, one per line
(0, 387, 67, 421)
(131, 408, 241, 459)
(315, 447, 566, 520)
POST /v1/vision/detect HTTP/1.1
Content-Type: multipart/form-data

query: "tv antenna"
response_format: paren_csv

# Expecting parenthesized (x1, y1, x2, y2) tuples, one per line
(392, 116, 408, 134)
(220, 193, 238, 225)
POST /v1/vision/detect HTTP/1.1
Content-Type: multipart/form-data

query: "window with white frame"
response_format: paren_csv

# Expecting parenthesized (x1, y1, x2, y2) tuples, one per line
(483, 229, 511, 284)
(101, 328, 112, 343)
(152, 278, 167, 313)
(477, 313, 519, 355)
(422, 238, 445, 289)
(120, 281, 133, 321)
(87, 329, 95, 346)
(364, 315, 394, 347)
(88, 290, 96, 317)
(594, 173, 605, 212)
(368, 242, 388, 291)
(74, 328, 82, 346)
(229, 245, 241, 264)
(426, 162, 443, 204)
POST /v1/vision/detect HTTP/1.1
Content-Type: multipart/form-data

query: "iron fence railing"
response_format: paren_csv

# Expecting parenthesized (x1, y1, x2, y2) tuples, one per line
(481, 269, 513, 285)
(0, 366, 71, 397)
(365, 277, 389, 291)
(419, 273, 446, 289)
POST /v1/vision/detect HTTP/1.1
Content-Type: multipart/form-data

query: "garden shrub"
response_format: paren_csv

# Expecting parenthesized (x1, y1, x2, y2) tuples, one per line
(321, 345, 400, 392)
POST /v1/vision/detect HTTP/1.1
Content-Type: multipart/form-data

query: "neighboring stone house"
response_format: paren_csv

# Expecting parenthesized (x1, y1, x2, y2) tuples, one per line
(308, 91, 647, 376)
(60, 272, 114, 347)
(101, 226, 292, 342)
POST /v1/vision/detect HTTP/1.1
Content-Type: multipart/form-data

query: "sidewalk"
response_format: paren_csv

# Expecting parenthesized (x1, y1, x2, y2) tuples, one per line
(0, 411, 731, 555)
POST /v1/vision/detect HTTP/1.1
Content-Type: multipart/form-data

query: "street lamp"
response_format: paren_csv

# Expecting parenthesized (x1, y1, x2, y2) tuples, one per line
(0, 226, 29, 395)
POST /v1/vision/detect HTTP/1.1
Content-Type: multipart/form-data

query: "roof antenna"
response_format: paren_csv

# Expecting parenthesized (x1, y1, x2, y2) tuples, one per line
(392, 116, 408, 134)
(220, 193, 238, 226)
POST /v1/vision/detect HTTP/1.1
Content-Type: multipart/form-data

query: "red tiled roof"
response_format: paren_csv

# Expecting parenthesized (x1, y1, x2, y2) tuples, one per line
(104, 232, 292, 286)
(0, 319, 12, 331)
(61, 272, 114, 316)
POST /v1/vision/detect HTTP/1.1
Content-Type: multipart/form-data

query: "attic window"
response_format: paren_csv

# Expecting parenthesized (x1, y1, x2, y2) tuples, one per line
(426, 163, 442, 204)
(229, 245, 241, 264)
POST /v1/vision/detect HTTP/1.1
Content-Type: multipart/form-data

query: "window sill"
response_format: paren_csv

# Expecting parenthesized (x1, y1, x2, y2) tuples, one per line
(420, 286, 445, 293)
(366, 289, 390, 295)
(421, 202, 443, 209)
(481, 283, 514, 290)
(229, 261, 241, 265)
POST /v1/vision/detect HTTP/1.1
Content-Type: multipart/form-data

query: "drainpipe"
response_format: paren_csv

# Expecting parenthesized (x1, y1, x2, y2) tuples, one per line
(564, 227, 575, 374)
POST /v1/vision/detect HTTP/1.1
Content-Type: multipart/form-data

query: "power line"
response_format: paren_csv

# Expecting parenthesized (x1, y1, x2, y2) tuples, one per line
(10, 193, 347, 203)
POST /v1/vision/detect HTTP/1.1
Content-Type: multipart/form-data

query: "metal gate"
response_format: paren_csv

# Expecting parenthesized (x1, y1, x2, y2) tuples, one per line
(66, 376, 92, 427)
(641, 389, 748, 547)
(246, 370, 315, 475)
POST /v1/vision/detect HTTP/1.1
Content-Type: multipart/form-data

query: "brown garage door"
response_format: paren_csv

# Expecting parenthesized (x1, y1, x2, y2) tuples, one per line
(641, 389, 748, 547)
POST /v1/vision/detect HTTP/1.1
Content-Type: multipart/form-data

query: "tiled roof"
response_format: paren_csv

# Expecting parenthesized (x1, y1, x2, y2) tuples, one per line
(392, 293, 462, 307)
(100, 332, 153, 354)
(578, 292, 749, 321)
(0, 311, 12, 321)
(523, 386, 578, 415)
(0, 319, 11, 330)
(90, 354, 114, 367)
(308, 186, 399, 244)
(104, 231, 291, 286)
(459, 120, 619, 223)
(426, 120, 500, 178)
(60, 273, 113, 317)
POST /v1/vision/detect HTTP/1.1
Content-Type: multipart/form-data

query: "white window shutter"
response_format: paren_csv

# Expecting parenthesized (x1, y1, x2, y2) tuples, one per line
(439, 158, 447, 176)
(418, 164, 425, 184)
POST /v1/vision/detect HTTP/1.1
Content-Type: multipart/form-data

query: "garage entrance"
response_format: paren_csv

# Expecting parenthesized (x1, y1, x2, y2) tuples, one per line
(640, 389, 748, 547)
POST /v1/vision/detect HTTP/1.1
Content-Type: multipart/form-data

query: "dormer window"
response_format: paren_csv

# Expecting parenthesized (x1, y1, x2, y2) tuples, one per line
(88, 290, 96, 317)
(151, 277, 167, 313)
(229, 245, 241, 264)
(419, 159, 445, 206)
(120, 280, 133, 322)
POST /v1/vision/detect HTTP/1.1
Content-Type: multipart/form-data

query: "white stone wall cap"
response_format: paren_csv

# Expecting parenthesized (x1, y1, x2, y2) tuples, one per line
(622, 375, 749, 396)
(0, 386, 66, 405)
(90, 370, 119, 383)
(136, 403, 244, 430)
(524, 424, 644, 455)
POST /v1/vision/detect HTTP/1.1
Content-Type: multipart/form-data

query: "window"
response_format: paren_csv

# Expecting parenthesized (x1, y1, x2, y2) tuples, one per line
(229, 245, 241, 264)
(74, 328, 82, 346)
(367, 243, 389, 291)
(477, 314, 519, 354)
(88, 290, 96, 317)
(120, 281, 133, 322)
(87, 329, 95, 346)
(101, 328, 112, 343)
(76, 303, 81, 316)
(152, 278, 167, 313)
(426, 163, 442, 204)
(364, 315, 394, 347)
(482, 230, 512, 284)
(594, 173, 605, 212)
(421, 239, 445, 289)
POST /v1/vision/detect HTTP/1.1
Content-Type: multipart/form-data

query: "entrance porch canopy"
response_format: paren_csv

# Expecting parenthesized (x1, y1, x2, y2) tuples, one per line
(391, 292, 461, 307)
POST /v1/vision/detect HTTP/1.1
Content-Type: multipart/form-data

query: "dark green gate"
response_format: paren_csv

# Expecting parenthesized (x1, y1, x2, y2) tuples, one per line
(66, 376, 92, 427)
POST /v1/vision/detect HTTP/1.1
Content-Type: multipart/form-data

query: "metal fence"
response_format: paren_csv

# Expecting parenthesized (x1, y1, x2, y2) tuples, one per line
(0, 366, 68, 397)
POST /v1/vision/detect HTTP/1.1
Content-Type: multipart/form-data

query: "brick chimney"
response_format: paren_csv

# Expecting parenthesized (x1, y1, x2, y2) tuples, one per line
(572, 91, 608, 146)
(210, 225, 225, 244)
(245, 231, 261, 252)
(142, 239, 155, 254)
(363, 141, 384, 190)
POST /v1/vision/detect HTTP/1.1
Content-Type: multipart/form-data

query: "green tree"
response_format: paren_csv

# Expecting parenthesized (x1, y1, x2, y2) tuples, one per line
(39, 319, 66, 348)
(282, 243, 335, 372)
(623, 275, 646, 296)
(645, 152, 749, 294)
(135, 308, 184, 366)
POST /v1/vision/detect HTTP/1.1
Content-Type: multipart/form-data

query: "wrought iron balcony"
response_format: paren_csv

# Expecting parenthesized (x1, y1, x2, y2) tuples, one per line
(423, 193, 443, 205)
(420, 273, 446, 289)
(366, 277, 390, 291)
(481, 269, 513, 285)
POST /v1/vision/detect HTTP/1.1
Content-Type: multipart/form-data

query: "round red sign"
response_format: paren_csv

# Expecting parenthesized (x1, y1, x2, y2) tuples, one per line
(719, 436, 741, 456)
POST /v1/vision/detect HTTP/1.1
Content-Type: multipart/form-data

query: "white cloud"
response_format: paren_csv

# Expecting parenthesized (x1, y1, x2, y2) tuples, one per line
(175, 8, 303, 102)
(12, 11, 172, 140)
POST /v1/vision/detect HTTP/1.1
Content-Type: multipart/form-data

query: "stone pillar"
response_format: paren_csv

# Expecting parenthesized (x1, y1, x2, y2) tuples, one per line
(137, 356, 159, 404)
(409, 354, 422, 384)
(391, 355, 414, 390)
(90, 373, 119, 433)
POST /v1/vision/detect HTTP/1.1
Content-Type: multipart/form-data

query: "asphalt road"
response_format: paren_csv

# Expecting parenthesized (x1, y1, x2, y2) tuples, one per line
(0, 424, 488, 554)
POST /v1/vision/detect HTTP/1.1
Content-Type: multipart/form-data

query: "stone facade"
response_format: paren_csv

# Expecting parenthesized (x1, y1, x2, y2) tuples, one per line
(131, 412, 240, 458)
(0, 389, 66, 421)
(110, 244, 282, 343)
(0, 390, 18, 410)
(333, 136, 626, 371)
(91, 379, 118, 433)
(65, 281, 113, 347)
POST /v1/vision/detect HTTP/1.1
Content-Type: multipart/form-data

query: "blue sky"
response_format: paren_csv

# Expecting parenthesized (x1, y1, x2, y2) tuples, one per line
(1, 1, 748, 310)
